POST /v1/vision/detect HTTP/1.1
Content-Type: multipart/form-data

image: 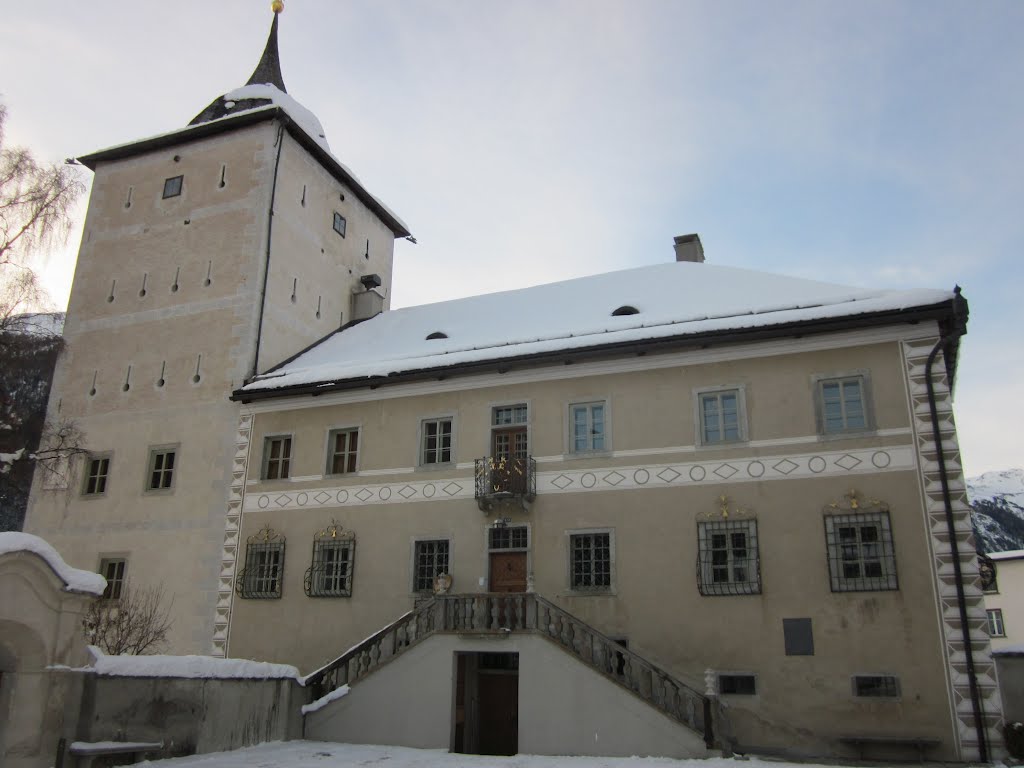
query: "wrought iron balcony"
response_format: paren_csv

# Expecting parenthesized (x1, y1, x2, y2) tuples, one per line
(474, 455, 536, 511)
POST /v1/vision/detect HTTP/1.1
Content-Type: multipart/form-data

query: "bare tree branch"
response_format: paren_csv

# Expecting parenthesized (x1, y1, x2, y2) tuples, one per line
(82, 580, 175, 655)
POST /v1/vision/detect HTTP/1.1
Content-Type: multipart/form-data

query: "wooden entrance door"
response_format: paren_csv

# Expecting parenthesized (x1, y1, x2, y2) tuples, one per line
(477, 669, 518, 755)
(489, 552, 527, 593)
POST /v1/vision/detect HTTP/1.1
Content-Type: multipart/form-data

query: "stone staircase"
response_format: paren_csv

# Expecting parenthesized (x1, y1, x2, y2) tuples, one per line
(304, 592, 715, 746)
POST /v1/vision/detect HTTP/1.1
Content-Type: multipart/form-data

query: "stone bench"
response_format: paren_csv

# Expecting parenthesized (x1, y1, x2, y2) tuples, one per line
(68, 740, 163, 768)
(838, 735, 940, 761)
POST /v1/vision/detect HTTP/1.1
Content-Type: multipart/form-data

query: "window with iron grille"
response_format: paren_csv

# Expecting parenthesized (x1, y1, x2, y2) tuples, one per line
(100, 558, 126, 600)
(421, 418, 453, 465)
(489, 525, 528, 551)
(414, 539, 449, 592)
(853, 675, 900, 698)
(83, 455, 110, 495)
(327, 429, 359, 475)
(146, 448, 176, 491)
(237, 531, 285, 599)
(699, 389, 743, 444)
(162, 175, 183, 199)
(824, 512, 898, 592)
(988, 608, 1006, 637)
(719, 674, 757, 695)
(263, 436, 292, 480)
(570, 531, 612, 591)
(306, 536, 355, 597)
(697, 520, 761, 595)
(569, 402, 606, 453)
(817, 375, 870, 435)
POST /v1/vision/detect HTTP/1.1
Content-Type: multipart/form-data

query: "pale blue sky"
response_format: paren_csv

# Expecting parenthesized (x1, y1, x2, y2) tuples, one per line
(2, 1, 1021, 476)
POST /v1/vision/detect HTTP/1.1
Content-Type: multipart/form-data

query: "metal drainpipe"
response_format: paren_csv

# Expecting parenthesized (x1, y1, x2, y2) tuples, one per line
(252, 122, 287, 377)
(923, 288, 987, 762)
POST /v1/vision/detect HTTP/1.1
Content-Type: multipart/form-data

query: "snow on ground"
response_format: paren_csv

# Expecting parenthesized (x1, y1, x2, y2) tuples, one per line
(87, 646, 302, 681)
(0, 532, 106, 594)
(129, 742, 878, 768)
(243, 262, 952, 393)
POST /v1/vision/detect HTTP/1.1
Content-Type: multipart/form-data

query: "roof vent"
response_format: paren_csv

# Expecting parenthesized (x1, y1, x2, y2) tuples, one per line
(612, 305, 639, 316)
(426, 331, 448, 340)
(360, 273, 382, 290)
(673, 233, 705, 263)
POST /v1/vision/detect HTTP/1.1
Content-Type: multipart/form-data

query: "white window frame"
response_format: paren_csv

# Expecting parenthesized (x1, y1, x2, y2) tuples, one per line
(262, 434, 293, 480)
(988, 608, 1006, 637)
(824, 512, 898, 592)
(697, 519, 761, 595)
(694, 385, 748, 446)
(566, 527, 615, 593)
(566, 400, 610, 455)
(98, 556, 127, 600)
(813, 371, 874, 437)
(418, 416, 455, 467)
(82, 453, 112, 496)
(145, 444, 178, 493)
(325, 427, 360, 476)
(411, 537, 451, 593)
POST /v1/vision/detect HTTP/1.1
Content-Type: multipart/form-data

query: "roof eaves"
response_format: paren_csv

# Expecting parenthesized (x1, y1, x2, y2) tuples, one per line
(232, 299, 956, 403)
(76, 110, 411, 239)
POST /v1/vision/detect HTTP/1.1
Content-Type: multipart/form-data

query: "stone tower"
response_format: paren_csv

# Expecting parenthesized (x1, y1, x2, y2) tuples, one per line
(24, 8, 409, 654)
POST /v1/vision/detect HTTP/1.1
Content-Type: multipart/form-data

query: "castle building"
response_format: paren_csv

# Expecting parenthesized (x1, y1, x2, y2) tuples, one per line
(26, 8, 1003, 761)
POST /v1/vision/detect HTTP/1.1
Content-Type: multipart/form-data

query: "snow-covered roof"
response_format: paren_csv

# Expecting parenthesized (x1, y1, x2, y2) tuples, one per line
(0, 532, 107, 595)
(988, 549, 1024, 561)
(85, 646, 302, 681)
(241, 261, 954, 397)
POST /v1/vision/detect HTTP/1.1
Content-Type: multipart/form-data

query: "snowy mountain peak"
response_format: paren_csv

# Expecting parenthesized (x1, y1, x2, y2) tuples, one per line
(968, 467, 1024, 555)
(968, 468, 1024, 508)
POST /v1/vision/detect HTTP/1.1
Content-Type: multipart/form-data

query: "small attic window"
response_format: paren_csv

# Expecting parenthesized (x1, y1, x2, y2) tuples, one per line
(163, 175, 184, 199)
(333, 212, 347, 238)
(426, 332, 448, 340)
(612, 305, 639, 316)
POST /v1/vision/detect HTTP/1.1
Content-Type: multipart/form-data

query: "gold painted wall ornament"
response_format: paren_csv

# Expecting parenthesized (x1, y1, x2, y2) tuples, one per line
(314, 520, 355, 541)
(824, 488, 888, 514)
(697, 494, 753, 521)
(247, 524, 283, 544)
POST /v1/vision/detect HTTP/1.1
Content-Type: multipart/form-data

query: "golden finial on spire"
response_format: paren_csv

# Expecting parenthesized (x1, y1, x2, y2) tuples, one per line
(271, 0, 284, 14)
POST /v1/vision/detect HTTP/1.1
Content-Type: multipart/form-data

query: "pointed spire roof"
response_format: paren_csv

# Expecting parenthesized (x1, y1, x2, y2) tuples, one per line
(245, 11, 287, 92)
(189, 9, 296, 127)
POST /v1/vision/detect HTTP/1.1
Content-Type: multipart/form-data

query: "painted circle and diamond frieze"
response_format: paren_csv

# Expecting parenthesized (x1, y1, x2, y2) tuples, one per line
(241, 446, 916, 513)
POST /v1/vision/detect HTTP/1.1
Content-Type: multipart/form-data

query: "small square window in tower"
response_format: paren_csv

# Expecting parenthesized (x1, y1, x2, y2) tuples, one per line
(147, 448, 176, 491)
(83, 455, 110, 495)
(333, 212, 347, 237)
(162, 175, 183, 199)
